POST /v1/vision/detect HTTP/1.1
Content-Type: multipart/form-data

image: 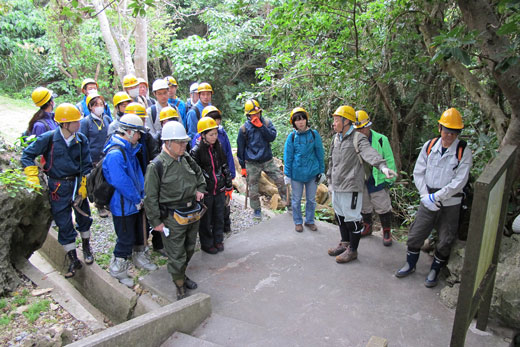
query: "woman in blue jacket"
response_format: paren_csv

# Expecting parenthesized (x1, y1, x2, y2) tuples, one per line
(283, 107, 325, 232)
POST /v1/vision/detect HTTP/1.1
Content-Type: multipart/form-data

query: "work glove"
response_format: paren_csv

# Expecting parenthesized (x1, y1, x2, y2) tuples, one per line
(241, 168, 247, 177)
(23, 166, 40, 190)
(225, 188, 233, 206)
(315, 173, 326, 185)
(284, 176, 291, 185)
(250, 115, 263, 128)
(420, 194, 440, 212)
(135, 199, 144, 211)
(78, 176, 87, 200)
(381, 167, 397, 179)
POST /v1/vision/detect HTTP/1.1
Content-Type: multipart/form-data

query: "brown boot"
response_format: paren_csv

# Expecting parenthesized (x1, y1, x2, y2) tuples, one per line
(295, 224, 303, 232)
(327, 241, 349, 256)
(336, 248, 358, 263)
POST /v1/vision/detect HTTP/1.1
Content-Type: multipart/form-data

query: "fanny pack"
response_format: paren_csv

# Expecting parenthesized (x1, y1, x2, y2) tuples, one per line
(172, 202, 207, 225)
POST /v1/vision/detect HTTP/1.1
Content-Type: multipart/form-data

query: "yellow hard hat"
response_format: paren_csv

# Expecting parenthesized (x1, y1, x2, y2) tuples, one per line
(86, 93, 105, 108)
(289, 107, 309, 123)
(113, 92, 132, 108)
(80, 78, 98, 90)
(197, 82, 213, 94)
(54, 103, 81, 123)
(137, 77, 148, 87)
(201, 105, 222, 118)
(31, 87, 53, 107)
(164, 76, 177, 87)
(124, 102, 147, 118)
(123, 74, 139, 89)
(332, 105, 356, 122)
(197, 116, 218, 134)
(159, 106, 180, 122)
(244, 99, 262, 116)
(438, 108, 464, 129)
(354, 110, 371, 129)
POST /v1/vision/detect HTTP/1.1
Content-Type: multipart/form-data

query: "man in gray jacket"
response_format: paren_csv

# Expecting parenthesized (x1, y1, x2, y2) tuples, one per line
(327, 105, 397, 263)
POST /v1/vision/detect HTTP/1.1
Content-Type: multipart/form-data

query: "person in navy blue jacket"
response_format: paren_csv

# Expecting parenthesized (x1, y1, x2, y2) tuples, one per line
(283, 107, 325, 232)
(79, 93, 111, 164)
(76, 78, 112, 121)
(21, 103, 93, 279)
(237, 99, 287, 219)
(165, 76, 187, 126)
(103, 114, 148, 287)
(191, 106, 236, 232)
(26, 87, 58, 137)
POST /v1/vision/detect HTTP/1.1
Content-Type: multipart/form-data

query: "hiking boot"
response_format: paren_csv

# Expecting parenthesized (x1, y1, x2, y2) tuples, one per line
(185, 276, 198, 290)
(174, 280, 187, 300)
(304, 223, 318, 231)
(295, 224, 303, 232)
(395, 250, 420, 278)
(109, 257, 134, 288)
(81, 238, 94, 265)
(215, 243, 224, 252)
(327, 241, 349, 256)
(253, 209, 262, 220)
(382, 228, 392, 247)
(65, 250, 82, 278)
(133, 247, 157, 271)
(361, 222, 372, 237)
(336, 248, 358, 263)
(98, 207, 110, 218)
(201, 246, 218, 254)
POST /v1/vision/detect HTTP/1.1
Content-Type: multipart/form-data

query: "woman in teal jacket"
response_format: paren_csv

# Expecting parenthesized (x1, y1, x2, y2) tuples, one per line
(283, 107, 325, 232)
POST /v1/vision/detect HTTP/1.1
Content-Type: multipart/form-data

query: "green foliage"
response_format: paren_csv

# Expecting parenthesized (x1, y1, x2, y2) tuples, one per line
(0, 298, 7, 310)
(0, 167, 41, 197)
(0, 314, 11, 325)
(23, 299, 50, 323)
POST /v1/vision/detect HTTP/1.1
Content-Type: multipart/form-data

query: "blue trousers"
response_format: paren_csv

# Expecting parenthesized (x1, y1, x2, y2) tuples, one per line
(290, 178, 318, 225)
(112, 211, 144, 258)
(48, 178, 92, 249)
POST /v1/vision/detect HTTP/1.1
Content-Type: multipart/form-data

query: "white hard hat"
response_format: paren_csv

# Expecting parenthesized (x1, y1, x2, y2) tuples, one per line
(161, 121, 191, 141)
(152, 79, 169, 92)
(119, 114, 146, 133)
(513, 214, 520, 234)
(189, 83, 199, 94)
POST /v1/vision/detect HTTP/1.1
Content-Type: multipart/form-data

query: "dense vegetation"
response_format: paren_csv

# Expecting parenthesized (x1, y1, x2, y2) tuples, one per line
(1, 0, 518, 227)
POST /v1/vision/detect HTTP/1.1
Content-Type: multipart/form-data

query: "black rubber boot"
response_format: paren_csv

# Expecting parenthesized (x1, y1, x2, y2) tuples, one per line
(82, 238, 94, 265)
(395, 249, 420, 278)
(65, 250, 82, 279)
(425, 252, 447, 288)
(379, 212, 393, 246)
(185, 276, 198, 290)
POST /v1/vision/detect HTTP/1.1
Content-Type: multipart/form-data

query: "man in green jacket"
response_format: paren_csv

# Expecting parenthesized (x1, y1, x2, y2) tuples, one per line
(354, 110, 397, 246)
(144, 121, 206, 300)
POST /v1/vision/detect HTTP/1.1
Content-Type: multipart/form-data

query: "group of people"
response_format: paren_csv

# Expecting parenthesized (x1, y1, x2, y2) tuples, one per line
(21, 74, 472, 300)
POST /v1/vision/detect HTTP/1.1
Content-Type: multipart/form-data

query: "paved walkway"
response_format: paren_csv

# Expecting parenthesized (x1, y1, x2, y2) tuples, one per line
(143, 213, 507, 346)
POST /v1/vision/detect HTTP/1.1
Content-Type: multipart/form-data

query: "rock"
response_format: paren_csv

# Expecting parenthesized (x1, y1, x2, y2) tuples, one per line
(21, 326, 64, 347)
(15, 305, 29, 315)
(440, 283, 459, 309)
(269, 194, 281, 210)
(315, 204, 335, 224)
(31, 288, 53, 296)
(315, 184, 329, 205)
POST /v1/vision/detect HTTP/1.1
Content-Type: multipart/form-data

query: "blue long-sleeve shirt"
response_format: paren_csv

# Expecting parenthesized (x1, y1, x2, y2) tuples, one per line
(186, 100, 211, 139)
(168, 97, 187, 128)
(236, 116, 276, 168)
(31, 112, 58, 137)
(284, 128, 324, 182)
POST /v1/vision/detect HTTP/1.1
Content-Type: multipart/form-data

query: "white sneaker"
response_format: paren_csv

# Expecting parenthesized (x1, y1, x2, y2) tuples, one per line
(132, 248, 157, 271)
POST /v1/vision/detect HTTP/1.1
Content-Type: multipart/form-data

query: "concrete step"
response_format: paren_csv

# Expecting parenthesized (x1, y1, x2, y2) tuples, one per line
(161, 331, 223, 347)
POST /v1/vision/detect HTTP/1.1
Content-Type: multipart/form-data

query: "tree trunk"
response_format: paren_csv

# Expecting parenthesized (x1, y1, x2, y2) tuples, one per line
(375, 80, 402, 172)
(134, 14, 148, 80)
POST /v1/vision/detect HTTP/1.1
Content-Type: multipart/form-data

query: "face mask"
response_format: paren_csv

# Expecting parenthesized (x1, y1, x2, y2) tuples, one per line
(87, 89, 98, 95)
(93, 106, 104, 116)
(128, 88, 139, 98)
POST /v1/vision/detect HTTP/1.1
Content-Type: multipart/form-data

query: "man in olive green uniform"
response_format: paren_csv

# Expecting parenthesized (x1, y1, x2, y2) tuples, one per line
(144, 121, 206, 300)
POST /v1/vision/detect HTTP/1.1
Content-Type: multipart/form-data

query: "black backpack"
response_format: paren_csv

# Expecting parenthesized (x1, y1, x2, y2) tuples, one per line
(87, 146, 126, 208)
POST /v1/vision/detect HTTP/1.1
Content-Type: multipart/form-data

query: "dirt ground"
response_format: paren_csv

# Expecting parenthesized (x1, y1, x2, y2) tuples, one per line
(0, 95, 37, 145)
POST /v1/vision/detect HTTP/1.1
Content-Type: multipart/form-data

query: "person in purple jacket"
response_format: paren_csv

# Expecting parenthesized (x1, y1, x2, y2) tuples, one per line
(26, 87, 58, 137)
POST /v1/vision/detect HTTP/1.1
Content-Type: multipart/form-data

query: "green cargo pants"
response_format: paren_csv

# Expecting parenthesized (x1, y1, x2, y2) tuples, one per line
(161, 216, 200, 282)
(246, 158, 287, 211)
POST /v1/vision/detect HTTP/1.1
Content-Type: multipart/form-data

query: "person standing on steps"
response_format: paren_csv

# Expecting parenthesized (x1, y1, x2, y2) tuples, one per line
(326, 105, 397, 264)
(26, 87, 57, 137)
(144, 121, 206, 300)
(353, 110, 396, 246)
(395, 108, 472, 288)
(237, 99, 288, 220)
(283, 107, 325, 232)
(21, 103, 94, 278)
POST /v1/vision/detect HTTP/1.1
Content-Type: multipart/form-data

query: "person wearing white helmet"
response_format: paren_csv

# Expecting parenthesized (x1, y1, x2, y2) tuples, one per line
(144, 121, 206, 300)
(186, 82, 199, 111)
(103, 114, 151, 287)
(146, 79, 178, 137)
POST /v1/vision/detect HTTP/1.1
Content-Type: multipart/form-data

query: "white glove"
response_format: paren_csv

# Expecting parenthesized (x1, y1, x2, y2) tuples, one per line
(284, 176, 291, 185)
(316, 173, 326, 185)
(420, 194, 440, 212)
(381, 167, 397, 179)
(135, 199, 144, 210)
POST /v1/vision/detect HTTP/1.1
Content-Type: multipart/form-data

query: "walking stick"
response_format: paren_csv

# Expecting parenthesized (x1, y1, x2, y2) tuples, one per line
(245, 178, 249, 209)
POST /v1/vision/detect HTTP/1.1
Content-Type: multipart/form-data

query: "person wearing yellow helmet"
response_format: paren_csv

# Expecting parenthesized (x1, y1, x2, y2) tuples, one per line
(396, 107, 472, 288)
(123, 73, 140, 100)
(353, 110, 396, 246)
(190, 117, 233, 254)
(283, 107, 325, 232)
(186, 82, 213, 139)
(327, 105, 397, 264)
(237, 99, 288, 219)
(108, 92, 132, 137)
(76, 78, 113, 120)
(164, 76, 187, 126)
(21, 103, 94, 279)
(26, 86, 58, 136)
